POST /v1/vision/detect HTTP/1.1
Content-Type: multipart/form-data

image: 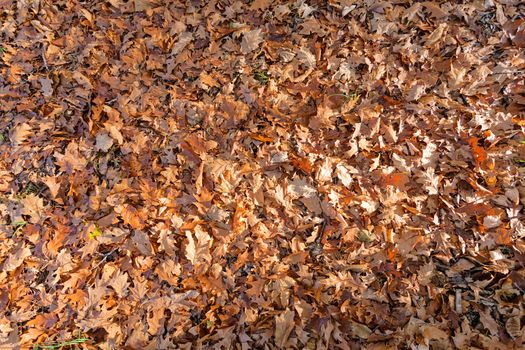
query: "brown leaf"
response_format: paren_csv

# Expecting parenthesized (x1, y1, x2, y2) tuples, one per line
(350, 321, 372, 339)
(250, 0, 272, 11)
(425, 23, 447, 47)
(506, 315, 522, 339)
(132, 230, 154, 256)
(504, 20, 525, 48)
(479, 309, 499, 336)
(420, 325, 448, 341)
(20, 194, 45, 223)
(134, 0, 155, 11)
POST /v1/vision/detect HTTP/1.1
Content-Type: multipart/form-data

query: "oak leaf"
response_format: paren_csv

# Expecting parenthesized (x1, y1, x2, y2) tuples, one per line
(241, 29, 264, 54)
(121, 204, 146, 229)
(185, 226, 212, 268)
(274, 310, 295, 348)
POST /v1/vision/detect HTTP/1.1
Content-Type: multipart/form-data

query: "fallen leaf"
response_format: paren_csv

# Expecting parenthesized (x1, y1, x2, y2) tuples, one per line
(185, 226, 212, 268)
(121, 205, 146, 229)
(3, 245, 31, 272)
(39, 78, 53, 97)
(274, 310, 295, 348)
(9, 123, 32, 146)
(95, 132, 114, 152)
(241, 29, 264, 54)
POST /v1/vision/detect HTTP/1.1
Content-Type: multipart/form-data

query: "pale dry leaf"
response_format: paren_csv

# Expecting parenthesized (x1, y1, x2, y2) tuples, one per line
(9, 123, 32, 146)
(421, 140, 438, 169)
(132, 230, 154, 256)
(420, 325, 448, 340)
(425, 23, 447, 47)
(43, 176, 61, 199)
(72, 71, 93, 89)
(479, 310, 499, 335)
(110, 270, 129, 298)
(270, 151, 289, 164)
(417, 262, 435, 286)
(185, 226, 212, 267)
(407, 83, 426, 102)
(104, 124, 124, 145)
(39, 77, 53, 97)
(335, 164, 352, 187)
(505, 188, 520, 206)
(3, 245, 31, 272)
(288, 179, 317, 199)
(134, 0, 154, 11)
(20, 194, 45, 223)
(350, 321, 372, 339)
(317, 158, 333, 182)
(310, 103, 336, 129)
(483, 215, 501, 229)
(274, 309, 295, 348)
(241, 28, 264, 54)
(171, 31, 193, 56)
(296, 47, 316, 69)
(418, 167, 440, 195)
(95, 132, 114, 153)
(298, 2, 316, 18)
(403, 3, 421, 22)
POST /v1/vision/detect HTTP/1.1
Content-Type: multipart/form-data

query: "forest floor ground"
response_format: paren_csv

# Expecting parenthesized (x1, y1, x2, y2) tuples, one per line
(1, 1, 525, 349)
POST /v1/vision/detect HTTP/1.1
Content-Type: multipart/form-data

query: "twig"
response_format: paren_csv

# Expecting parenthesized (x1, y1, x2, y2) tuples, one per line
(92, 247, 119, 270)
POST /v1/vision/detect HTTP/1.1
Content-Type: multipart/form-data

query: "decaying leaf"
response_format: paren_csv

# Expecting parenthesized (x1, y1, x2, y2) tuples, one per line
(505, 315, 522, 339)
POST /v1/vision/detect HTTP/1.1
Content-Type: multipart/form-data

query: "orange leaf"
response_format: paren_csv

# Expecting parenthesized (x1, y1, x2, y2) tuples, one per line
(121, 204, 146, 229)
(467, 137, 487, 168)
(512, 115, 525, 127)
(485, 175, 497, 187)
(65, 289, 87, 307)
(381, 172, 409, 190)
(385, 228, 394, 244)
(26, 313, 58, 329)
(458, 203, 500, 216)
(250, 133, 274, 142)
(232, 202, 247, 235)
(290, 156, 313, 174)
(494, 227, 512, 245)
(387, 246, 397, 261)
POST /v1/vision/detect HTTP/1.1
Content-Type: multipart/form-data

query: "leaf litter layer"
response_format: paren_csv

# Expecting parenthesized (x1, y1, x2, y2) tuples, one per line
(1, 0, 525, 349)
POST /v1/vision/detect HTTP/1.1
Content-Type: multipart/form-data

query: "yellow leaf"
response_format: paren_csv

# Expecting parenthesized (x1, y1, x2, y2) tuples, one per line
(88, 226, 102, 240)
